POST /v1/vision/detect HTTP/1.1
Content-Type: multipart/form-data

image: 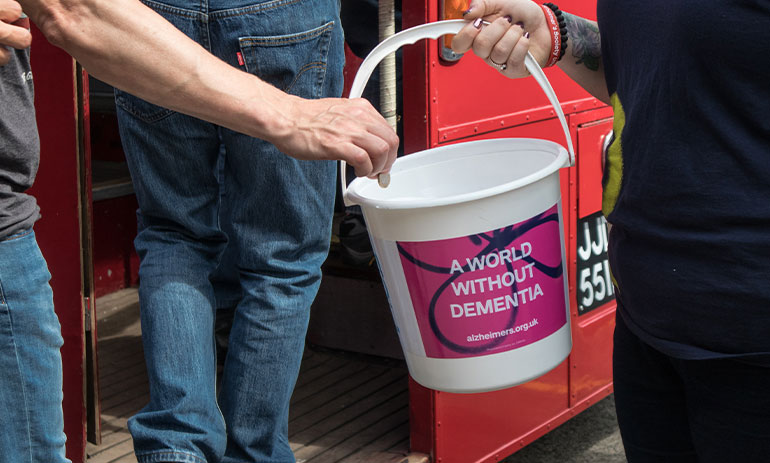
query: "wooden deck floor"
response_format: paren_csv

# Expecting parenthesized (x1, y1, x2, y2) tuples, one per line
(87, 289, 411, 463)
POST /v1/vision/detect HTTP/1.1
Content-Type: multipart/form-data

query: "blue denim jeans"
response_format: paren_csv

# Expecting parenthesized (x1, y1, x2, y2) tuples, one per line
(0, 229, 69, 463)
(114, 1, 343, 462)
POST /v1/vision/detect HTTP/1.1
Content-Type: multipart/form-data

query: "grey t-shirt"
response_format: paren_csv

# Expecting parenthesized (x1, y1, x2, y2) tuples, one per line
(0, 41, 40, 240)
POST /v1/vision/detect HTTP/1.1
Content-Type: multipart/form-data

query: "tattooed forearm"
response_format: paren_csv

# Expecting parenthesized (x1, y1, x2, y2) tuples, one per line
(563, 12, 602, 71)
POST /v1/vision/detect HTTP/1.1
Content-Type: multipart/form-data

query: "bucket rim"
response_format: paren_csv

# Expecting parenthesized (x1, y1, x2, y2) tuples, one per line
(345, 138, 569, 210)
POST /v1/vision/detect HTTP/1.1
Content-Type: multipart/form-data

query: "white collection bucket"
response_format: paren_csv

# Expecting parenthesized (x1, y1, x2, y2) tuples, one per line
(341, 20, 575, 393)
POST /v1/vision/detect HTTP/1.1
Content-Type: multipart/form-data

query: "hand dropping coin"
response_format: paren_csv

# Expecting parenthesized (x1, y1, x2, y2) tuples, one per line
(378, 172, 391, 188)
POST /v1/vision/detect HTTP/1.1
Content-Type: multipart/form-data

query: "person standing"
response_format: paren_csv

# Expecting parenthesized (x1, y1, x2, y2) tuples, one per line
(112, 1, 386, 462)
(453, 1, 770, 461)
(0, 5, 69, 462)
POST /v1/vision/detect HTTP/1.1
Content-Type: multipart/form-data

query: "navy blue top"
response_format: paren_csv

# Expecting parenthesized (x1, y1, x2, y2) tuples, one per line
(596, 0, 770, 364)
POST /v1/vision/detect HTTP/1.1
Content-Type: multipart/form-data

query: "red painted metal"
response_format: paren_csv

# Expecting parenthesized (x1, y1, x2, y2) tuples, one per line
(437, 98, 606, 143)
(90, 108, 140, 298)
(569, 112, 614, 407)
(342, 42, 363, 98)
(92, 195, 140, 298)
(408, 377, 436, 454)
(574, 112, 613, 217)
(28, 26, 88, 463)
(404, 0, 603, 152)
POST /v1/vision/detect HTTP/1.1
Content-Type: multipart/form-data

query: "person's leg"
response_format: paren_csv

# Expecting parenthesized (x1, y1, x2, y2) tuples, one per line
(211, 142, 242, 314)
(676, 356, 770, 463)
(115, 3, 229, 458)
(216, 139, 336, 463)
(0, 229, 69, 463)
(208, 1, 343, 461)
(119, 104, 226, 463)
(612, 307, 698, 463)
(211, 143, 240, 381)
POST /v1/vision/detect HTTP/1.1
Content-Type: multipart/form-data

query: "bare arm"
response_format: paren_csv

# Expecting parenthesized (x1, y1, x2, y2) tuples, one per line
(557, 12, 608, 103)
(13, 0, 398, 177)
(452, 0, 609, 104)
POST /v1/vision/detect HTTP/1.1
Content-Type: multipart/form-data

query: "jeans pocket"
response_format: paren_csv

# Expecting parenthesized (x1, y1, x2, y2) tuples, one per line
(238, 20, 335, 99)
(0, 228, 33, 242)
(114, 88, 176, 124)
(113, 0, 200, 123)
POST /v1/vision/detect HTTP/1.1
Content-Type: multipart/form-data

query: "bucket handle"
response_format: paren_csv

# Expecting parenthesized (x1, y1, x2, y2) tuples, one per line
(341, 19, 576, 206)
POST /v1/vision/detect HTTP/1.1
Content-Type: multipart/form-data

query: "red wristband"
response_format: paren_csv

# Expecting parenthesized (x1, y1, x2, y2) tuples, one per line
(12, 14, 30, 30)
(541, 4, 561, 67)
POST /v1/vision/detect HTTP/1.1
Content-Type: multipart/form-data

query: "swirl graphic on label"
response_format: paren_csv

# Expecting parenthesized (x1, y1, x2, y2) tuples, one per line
(397, 205, 567, 359)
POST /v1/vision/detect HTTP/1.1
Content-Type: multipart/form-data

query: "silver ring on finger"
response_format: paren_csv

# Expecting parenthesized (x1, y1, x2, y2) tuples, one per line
(489, 58, 507, 72)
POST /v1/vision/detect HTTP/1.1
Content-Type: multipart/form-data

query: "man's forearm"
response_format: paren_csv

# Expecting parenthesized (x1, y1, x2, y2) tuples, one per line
(21, 0, 289, 140)
(557, 12, 609, 103)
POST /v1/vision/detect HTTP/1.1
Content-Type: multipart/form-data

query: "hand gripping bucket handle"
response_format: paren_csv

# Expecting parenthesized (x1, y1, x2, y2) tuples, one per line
(340, 19, 576, 205)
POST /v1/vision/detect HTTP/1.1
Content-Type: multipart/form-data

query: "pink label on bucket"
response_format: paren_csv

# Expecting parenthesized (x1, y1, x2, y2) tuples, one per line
(397, 204, 567, 359)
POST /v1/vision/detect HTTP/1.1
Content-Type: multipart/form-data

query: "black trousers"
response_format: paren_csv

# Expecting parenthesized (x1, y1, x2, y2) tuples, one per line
(613, 307, 770, 463)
